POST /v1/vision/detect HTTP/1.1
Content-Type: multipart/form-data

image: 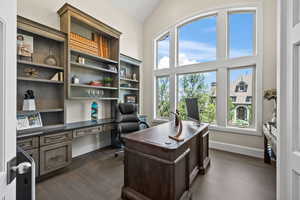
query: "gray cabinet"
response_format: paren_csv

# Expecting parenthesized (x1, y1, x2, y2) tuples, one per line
(17, 137, 39, 151)
(40, 141, 72, 176)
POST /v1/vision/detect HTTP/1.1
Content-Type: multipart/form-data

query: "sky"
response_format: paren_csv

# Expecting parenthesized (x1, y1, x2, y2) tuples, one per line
(157, 12, 255, 68)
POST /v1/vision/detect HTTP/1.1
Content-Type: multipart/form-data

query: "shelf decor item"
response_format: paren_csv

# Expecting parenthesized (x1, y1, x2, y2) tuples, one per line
(17, 112, 43, 130)
(108, 64, 117, 72)
(44, 47, 58, 66)
(91, 101, 98, 121)
(124, 94, 137, 104)
(264, 89, 277, 125)
(17, 33, 33, 61)
(103, 77, 113, 87)
(22, 90, 36, 111)
(24, 67, 39, 78)
(120, 68, 126, 78)
(72, 75, 80, 84)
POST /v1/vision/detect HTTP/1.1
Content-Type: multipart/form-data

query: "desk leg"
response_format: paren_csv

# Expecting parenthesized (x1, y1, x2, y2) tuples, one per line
(264, 136, 271, 164)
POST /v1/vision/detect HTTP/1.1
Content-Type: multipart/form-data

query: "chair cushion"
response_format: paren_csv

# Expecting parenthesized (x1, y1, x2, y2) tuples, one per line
(119, 103, 136, 114)
(119, 122, 140, 133)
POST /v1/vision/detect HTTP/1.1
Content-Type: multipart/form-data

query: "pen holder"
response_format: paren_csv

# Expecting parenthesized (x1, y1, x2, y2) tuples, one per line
(23, 99, 36, 111)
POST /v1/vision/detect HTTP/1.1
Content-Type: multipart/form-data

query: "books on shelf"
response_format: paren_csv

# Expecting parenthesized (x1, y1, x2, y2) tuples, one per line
(98, 35, 110, 59)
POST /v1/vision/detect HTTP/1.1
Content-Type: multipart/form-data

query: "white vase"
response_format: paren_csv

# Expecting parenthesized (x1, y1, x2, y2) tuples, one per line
(23, 99, 36, 111)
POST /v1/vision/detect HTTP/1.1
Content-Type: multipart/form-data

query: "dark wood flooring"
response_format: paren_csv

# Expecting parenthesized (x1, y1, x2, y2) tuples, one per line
(37, 148, 276, 200)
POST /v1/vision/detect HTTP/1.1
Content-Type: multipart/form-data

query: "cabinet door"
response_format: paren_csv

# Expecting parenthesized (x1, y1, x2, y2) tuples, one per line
(40, 142, 72, 175)
(26, 149, 39, 177)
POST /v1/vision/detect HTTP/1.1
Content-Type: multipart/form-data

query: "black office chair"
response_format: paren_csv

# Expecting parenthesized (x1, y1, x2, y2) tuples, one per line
(114, 103, 149, 157)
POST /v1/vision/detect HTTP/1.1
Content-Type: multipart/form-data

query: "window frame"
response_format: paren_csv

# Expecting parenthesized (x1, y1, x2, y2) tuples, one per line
(152, 3, 263, 136)
(176, 13, 218, 67)
(155, 75, 171, 120)
(227, 10, 257, 59)
(155, 32, 171, 69)
(227, 66, 256, 129)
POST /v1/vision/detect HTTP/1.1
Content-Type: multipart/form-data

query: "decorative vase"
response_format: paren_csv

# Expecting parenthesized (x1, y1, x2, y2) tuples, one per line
(91, 102, 98, 121)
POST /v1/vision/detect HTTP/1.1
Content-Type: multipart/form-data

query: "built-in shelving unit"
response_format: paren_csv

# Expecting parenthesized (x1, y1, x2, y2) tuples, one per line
(58, 4, 121, 101)
(17, 16, 67, 127)
(119, 54, 141, 112)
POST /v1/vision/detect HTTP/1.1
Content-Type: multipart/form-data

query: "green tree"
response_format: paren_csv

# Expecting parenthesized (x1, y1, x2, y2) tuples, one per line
(157, 77, 170, 118)
(177, 73, 216, 123)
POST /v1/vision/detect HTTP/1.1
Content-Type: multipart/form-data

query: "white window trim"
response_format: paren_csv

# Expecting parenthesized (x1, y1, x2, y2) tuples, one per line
(152, 3, 263, 136)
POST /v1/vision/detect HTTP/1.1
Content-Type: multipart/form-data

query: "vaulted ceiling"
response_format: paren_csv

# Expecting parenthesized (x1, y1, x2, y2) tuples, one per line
(110, 0, 161, 22)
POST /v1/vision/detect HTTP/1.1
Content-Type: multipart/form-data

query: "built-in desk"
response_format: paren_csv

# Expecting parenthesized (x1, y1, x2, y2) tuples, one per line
(122, 121, 210, 200)
(17, 119, 116, 177)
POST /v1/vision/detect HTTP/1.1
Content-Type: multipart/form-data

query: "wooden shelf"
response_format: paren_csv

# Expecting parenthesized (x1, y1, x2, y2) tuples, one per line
(120, 87, 139, 91)
(17, 108, 64, 114)
(70, 97, 119, 101)
(18, 60, 64, 71)
(71, 83, 118, 90)
(71, 49, 118, 64)
(17, 77, 64, 84)
(70, 62, 118, 74)
(120, 78, 139, 83)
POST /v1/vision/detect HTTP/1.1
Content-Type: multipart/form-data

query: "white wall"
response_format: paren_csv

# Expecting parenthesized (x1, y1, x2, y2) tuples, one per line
(143, 0, 277, 151)
(17, 0, 143, 157)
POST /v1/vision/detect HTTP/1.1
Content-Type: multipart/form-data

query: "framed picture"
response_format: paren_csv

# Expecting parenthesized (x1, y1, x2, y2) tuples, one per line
(124, 94, 137, 104)
(17, 112, 43, 130)
(17, 34, 34, 57)
(120, 67, 126, 78)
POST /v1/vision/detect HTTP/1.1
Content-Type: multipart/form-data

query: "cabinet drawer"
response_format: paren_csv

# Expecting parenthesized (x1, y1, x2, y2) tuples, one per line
(103, 124, 113, 132)
(39, 141, 72, 176)
(26, 149, 39, 177)
(73, 126, 101, 138)
(17, 137, 39, 150)
(40, 132, 72, 146)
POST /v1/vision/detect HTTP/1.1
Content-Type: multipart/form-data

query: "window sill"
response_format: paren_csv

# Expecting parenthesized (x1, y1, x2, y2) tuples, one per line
(209, 125, 261, 136)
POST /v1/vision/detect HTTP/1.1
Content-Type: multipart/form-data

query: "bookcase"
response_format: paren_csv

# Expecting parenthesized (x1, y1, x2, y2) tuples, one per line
(119, 54, 141, 112)
(17, 16, 67, 128)
(57, 3, 121, 101)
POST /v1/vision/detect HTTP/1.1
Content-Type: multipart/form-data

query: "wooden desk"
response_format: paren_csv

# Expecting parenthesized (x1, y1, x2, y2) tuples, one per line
(122, 121, 210, 200)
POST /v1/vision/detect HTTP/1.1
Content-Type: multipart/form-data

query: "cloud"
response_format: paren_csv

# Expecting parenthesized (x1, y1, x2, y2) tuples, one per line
(158, 56, 170, 69)
(230, 49, 253, 58)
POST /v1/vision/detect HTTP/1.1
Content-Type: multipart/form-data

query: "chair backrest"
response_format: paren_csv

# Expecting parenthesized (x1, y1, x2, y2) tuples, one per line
(116, 103, 140, 133)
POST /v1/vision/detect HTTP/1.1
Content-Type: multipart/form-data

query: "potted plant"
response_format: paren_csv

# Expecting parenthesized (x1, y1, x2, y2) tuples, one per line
(103, 77, 113, 87)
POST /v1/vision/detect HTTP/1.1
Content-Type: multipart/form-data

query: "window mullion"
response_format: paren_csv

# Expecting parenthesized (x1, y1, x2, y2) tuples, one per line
(217, 10, 228, 61)
(216, 68, 227, 126)
(169, 28, 177, 113)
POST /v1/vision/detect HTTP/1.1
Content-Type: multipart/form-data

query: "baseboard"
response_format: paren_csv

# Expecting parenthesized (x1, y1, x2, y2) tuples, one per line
(209, 141, 264, 159)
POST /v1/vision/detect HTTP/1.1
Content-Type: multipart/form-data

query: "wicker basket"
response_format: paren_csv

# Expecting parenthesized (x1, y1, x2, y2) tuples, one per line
(70, 32, 98, 56)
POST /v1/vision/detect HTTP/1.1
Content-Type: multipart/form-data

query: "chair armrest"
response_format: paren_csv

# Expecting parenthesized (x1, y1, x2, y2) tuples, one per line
(139, 121, 150, 129)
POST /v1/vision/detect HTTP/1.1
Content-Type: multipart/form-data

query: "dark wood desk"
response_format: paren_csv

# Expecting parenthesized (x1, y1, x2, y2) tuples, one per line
(122, 121, 210, 200)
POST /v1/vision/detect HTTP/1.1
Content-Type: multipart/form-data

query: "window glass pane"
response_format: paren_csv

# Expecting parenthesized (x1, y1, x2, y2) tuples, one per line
(177, 71, 216, 123)
(156, 76, 170, 118)
(229, 12, 255, 58)
(157, 34, 170, 69)
(178, 15, 217, 65)
(228, 67, 255, 128)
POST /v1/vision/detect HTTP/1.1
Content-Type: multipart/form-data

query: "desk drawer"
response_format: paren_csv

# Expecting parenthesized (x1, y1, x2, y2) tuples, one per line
(17, 137, 39, 150)
(73, 126, 101, 138)
(40, 132, 72, 146)
(40, 141, 72, 175)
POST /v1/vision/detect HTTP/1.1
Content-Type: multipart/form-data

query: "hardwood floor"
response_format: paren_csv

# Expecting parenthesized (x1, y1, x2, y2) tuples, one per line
(36, 148, 276, 200)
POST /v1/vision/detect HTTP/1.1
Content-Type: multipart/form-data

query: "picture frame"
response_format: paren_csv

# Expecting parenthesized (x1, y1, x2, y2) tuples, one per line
(120, 67, 126, 78)
(17, 34, 34, 58)
(17, 112, 43, 130)
(124, 94, 137, 104)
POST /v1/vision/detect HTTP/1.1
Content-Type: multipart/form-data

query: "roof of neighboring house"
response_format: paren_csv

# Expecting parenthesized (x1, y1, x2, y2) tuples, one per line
(210, 74, 252, 104)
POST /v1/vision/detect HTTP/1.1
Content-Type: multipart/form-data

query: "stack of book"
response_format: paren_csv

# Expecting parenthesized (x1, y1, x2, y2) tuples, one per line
(98, 35, 110, 58)
(70, 32, 98, 56)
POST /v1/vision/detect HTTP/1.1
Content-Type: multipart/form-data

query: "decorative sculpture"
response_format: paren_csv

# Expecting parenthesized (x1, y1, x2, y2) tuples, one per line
(169, 110, 184, 142)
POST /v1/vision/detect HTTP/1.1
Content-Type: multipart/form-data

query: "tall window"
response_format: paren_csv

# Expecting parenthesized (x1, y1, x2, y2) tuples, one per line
(228, 67, 255, 128)
(156, 33, 170, 69)
(156, 76, 170, 118)
(178, 15, 217, 65)
(153, 7, 261, 134)
(228, 12, 256, 58)
(177, 71, 216, 123)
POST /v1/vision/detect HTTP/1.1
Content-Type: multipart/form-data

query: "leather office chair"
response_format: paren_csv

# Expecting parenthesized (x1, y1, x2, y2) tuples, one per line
(114, 103, 149, 157)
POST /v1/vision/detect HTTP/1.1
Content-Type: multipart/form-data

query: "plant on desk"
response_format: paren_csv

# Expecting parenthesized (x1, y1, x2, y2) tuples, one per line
(103, 77, 113, 87)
